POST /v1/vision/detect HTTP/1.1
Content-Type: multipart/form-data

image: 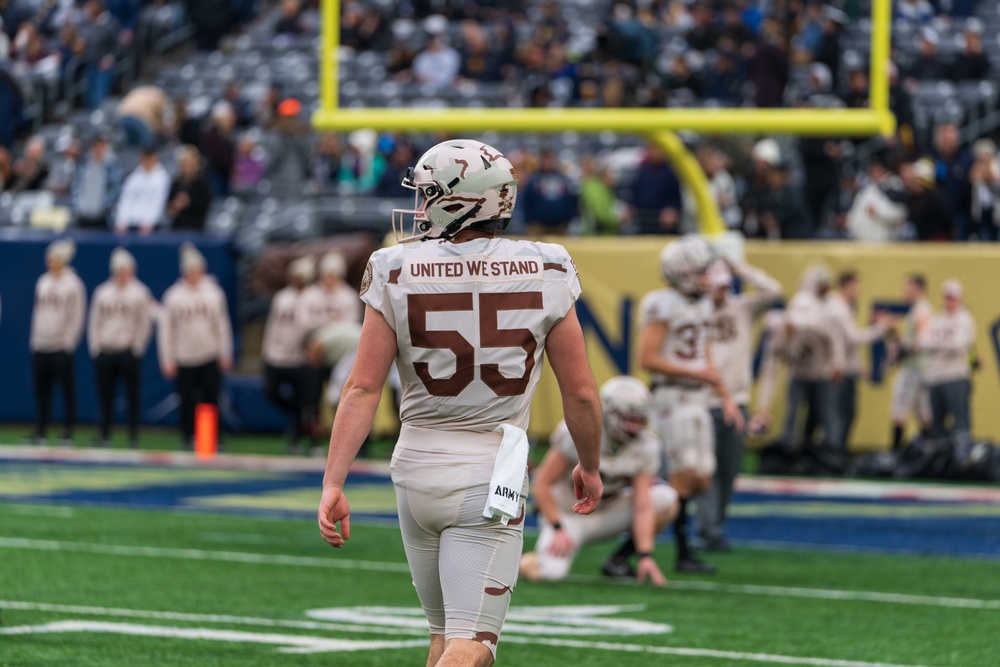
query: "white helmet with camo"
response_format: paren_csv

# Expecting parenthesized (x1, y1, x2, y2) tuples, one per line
(392, 139, 518, 243)
(600, 376, 651, 443)
(659, 235, 715, 297)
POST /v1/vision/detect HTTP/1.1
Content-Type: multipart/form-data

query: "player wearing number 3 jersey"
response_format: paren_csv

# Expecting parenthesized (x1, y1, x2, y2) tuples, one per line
(317, 139, 603, 667)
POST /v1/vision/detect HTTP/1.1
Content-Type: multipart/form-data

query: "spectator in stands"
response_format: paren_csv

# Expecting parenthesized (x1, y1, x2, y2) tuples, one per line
(82, 0, 122, 109)
(308, 133, 341, 193)
(746, 19, 789, 108)
(685, 2, 720, 51)
(904, 158, 955, 241)
(412, 33, 461, 90)
(741, 138, 781, 237)
(888, 61, 916, 155)
(604, 3, 657, 69)
(719, 4, 753, 48)
(232, 131, 266, 195)
(909, 27, 950, 81)
(341, 0, 391, 51)
(106, 0, 140, 34)
(968, 139, 1000, 242)
(10, 135, 50, 192)
(458, 19, 502, 82)
(115, 147, 170, 234)
(933, 123, 973, 239)
(200, 101, 236, 197)
(953, 23, 990, 81)
(375, 138, 416, 198)
(920, 279, 977, 442)
(11, 22, 58, 79)
(759, 159, 814, 239)
(185, 0, 232, 50)
(702, 47, 742, 105)
(842, 68, 869, 109)
(521, 150, 577, 236)
(173, 99, 203, 148)
(814, 5, 847, 84)
(895, 0, 935, 26)
(578, 156, 623, 236)
(847, 152, 907, 242)
(221, 81, 254, 129)
(697, 145, 741, 230)
(799, 129, 844, 231)
(0, 64, 24, 150)
(158, 243, 233, 449)
(168, 145, 212, 231)
(116, 84, 170, 149)
(45, 135, 79, 203)
(0, 148, 12, 190)
(629, 145, 682, 234)
(273, 0, 305, 36)
(265, 99, 311, 197)
(72, 133, 123, 229)
(30, 238, 86, 445)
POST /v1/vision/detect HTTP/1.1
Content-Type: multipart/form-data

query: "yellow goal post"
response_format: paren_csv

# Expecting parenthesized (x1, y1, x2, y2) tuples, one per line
(313, 0, 895, 235)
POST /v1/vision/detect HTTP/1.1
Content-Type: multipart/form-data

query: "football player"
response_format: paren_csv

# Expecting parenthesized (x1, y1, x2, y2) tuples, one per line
(639, 236, 743, 574)
(889, 274, 933, 450)
(317, 139, 603, 667)
(696, 258, 781, 551)
(520, 376, 678, 585)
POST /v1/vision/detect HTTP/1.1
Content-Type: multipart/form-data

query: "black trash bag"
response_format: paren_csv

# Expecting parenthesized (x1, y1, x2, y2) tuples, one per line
(894, 435, 954, 479)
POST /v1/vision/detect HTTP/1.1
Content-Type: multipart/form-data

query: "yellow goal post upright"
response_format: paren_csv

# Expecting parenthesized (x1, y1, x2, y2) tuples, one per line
(313, 0, 895, 235)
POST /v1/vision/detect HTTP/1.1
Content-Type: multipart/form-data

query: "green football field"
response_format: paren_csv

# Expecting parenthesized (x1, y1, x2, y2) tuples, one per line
(1, 500, 999, 667)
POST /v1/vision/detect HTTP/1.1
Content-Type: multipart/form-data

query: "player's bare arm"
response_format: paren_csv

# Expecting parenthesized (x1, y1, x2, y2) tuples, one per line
(546, 304, 603, 514)
(318, 305, 397, 549)
(630, 472, 668, 586)
(639, 321, 719, 386)
(532, 448, 576, 557)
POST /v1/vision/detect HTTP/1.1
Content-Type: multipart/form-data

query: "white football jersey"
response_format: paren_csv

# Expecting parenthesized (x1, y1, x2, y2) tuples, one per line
(361, 237, 581, 432)
(550, 420, 660, 499)
(639, 288, 713, 384)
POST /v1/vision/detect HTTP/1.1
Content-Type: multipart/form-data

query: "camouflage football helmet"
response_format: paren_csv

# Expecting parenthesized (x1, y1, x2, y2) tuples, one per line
(392, 139, 518, 243)
(659, 236, 715, 297)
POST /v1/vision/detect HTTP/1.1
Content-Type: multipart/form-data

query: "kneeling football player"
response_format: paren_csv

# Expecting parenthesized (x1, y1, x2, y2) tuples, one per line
(520, 376, 678, 584)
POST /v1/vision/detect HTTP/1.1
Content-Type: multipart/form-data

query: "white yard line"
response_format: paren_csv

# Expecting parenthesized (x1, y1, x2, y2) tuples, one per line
(504, 637, 943, 667)
(2, 536, 998, 611)
(0, 600, 943, 667)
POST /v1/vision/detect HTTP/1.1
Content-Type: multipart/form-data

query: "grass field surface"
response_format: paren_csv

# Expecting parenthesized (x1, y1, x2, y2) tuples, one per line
(1, 447, 998, 667)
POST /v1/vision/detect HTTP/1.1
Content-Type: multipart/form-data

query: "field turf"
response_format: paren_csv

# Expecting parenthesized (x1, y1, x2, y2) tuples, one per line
(2, 495, 999, 666)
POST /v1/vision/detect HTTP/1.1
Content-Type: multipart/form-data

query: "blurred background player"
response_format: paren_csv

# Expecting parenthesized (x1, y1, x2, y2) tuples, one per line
(318, 139, 603, 667)
(889, 274, 933, 451)
(639, 235, 743, 574)
(781, 264, 846, 473)
(87, 247, 154, 447)
(919, 280, 977, 441)
(696, 257, 781, 552)
(261, 255, 316, 453)
(749, 309, 790, 436)
(827, 270, 895, 451)
(520, 376, 677, 585)
(158, 243, 233, 449)
(30, 238, 86, 444)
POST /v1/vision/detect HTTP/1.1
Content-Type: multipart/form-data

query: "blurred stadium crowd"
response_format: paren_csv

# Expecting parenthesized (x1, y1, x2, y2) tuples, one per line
(1, 0, 1000, 242)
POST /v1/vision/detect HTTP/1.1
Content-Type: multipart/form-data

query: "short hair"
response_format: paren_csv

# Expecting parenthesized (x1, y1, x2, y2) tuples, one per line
(907, 273, 927, 291)
(838, 270, 859, 288)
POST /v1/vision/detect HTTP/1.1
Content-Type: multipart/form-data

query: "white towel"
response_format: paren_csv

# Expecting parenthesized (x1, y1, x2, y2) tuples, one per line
(483, 424, 529, 526)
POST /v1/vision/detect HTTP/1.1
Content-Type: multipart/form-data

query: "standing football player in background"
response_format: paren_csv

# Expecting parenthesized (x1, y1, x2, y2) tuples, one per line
(262, 255, 316, 453)
(920, 279, 977, 441)
(827, 270, 894, 451)
(30, 238, 86, 444)
(520, 376, 677, 584)
(158, 243, 233, 449)
(639, 236, 743, 574)
(889, 274, 933, 450)
(781, 264, 846, 473)
(88, 247, 154, 447)
(696, 257, 781, 552)
(317, 139, 603, 667)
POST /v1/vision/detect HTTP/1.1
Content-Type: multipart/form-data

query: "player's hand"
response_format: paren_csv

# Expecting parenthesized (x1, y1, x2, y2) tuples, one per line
(749, 410, 770, 436)
(636, 556, 668, 587)
(318, 486, 351, 549)
(548, 527, 576, 558)
(572, 464, 603, 515)
(723, 400, 745, 433)
(698, 367, 721, 387)
(161, 362, 177, 379)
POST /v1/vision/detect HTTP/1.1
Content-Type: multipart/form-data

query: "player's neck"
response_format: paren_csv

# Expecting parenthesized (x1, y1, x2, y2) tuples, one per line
(451, 229, 495, 243)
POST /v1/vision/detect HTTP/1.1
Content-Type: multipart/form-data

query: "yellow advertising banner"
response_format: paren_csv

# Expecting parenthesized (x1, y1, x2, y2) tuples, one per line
(373, 238, 1000, 451)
